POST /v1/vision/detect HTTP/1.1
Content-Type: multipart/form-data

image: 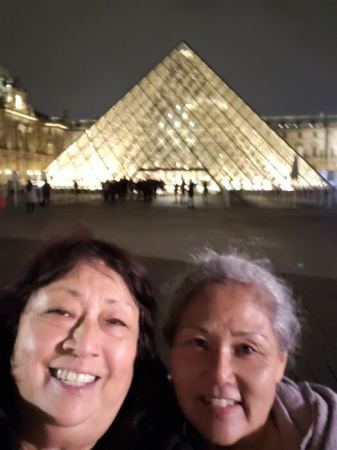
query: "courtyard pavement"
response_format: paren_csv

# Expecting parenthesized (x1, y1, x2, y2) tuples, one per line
(0, 196, 337, 391)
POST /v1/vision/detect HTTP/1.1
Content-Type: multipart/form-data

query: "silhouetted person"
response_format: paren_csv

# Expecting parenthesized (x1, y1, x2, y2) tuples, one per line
(202, 180, 209, 204)
(180, 179, 186, 204)
(174, 183, 179, 203)
(42, 181, 51, 206)
(187, 180, 196, 208)
(25, 180, 38, 214)
(74, 180, 79, 195)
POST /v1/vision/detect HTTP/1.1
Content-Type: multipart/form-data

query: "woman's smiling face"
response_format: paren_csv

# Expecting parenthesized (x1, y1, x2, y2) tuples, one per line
(11, 261, 139, 434)
(170, 281, 287, 447)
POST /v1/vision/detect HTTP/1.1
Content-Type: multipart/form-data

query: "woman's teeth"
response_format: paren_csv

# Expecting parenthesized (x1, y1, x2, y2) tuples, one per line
(206, 397, 238, 407)
(52, 368, 96, 386)
(211, 398, 236, 407)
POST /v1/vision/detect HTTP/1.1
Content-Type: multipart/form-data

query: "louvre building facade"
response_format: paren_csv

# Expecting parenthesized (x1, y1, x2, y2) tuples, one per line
(0, 66, 86, 185)
(47, 43, 326, 192)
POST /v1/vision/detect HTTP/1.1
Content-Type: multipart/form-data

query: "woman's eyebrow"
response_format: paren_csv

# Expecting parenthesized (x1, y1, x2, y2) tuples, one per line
(47, 286, 136, 309)
(105, 298, 137, 311)
(177, 326, 268, 341)
(48, 286, 81, 297)
(232, 331, 268, 341)
(178, 325, 209, 334)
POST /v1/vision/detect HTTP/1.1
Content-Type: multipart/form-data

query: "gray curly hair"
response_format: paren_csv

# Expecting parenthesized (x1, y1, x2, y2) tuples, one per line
(164, 250, 302, 365)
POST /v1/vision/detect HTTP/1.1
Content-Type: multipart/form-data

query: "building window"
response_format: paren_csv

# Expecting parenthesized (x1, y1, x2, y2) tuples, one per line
(297, 131, 302, 138)
(15, 94, 24, 111)
(46, 142, 55, 155)
(312, 146, 317, 156)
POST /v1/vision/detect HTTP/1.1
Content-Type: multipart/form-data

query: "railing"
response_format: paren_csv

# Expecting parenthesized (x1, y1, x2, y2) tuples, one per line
(2, 187, 337, 209)
(235, 189, 337, 209)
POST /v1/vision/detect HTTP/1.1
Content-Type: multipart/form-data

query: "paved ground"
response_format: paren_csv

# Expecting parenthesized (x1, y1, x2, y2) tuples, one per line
(0, 197, 337, 391)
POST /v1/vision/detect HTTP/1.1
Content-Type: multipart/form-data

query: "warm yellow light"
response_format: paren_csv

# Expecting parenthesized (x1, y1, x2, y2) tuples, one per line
(179, 47, 194, 59)
(15, 94, 24, 111)
(5, 108, 38, 122)
(45, 122, 68, 130)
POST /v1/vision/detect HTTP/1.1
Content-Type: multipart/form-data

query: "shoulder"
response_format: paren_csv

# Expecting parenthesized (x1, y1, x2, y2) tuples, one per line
(274, 377, 337, 449)
(277, 377, 337, 412)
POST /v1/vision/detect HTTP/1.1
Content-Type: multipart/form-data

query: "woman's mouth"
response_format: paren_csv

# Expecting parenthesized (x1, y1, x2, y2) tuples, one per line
(49, 368, 99, 387)
(205, 397, 238, 407)
(202, 396, 242, 418)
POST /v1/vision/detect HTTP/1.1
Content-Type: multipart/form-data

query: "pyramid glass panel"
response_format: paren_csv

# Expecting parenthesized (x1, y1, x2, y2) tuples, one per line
(47, 42, 327, 191)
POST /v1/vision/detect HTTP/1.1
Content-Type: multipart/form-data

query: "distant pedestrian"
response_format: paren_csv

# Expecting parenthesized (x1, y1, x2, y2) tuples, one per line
(187, 180, 196, 208)
(180, 179, 186, 204)
(174, 183, 179, 203)
(42, 181, 51, 206)
(101, 180, 109, 202)
(202, 180, 209, 204)
(25, 180, 38, 214)
(73, 180, 79, 202)
(74, 180, 79, 195)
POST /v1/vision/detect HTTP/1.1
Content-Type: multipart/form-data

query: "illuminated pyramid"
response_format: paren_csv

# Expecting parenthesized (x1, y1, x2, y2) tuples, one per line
(46, 42, 327, 191)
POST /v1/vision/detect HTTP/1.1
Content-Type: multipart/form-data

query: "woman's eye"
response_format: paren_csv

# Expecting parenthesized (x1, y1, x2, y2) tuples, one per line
(188, 337, 208, 350)
(235, 344, 256, 356)
(47, 308, 71, 317)
(106, 318, 127, 327)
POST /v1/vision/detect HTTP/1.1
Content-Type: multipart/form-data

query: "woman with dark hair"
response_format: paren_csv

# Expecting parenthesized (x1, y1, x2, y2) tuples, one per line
(0, 235, 170, 450)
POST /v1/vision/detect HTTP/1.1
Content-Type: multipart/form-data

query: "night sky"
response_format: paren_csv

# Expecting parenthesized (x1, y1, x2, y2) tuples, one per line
(1, 0, 337, 120)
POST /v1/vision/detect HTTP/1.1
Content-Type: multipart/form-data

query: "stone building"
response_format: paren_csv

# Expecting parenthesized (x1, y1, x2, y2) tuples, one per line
(265, 115, 337, 184)
(0, 65, 86, 185)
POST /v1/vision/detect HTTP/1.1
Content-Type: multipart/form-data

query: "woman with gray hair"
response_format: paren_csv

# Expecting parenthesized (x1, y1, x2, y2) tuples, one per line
(164, 250, 337, 450)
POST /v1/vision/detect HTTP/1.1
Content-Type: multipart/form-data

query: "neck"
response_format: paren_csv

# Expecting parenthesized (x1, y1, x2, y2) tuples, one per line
(18, 412, 107, 450)
(19, 426, 97, 450)
(21, 443, 94, 450)
(15, 397, 115, 450)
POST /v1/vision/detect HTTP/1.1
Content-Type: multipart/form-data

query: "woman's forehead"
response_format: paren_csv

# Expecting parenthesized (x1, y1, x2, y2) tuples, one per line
(180, 281, 272, 322)
(27, 261, 136, 306)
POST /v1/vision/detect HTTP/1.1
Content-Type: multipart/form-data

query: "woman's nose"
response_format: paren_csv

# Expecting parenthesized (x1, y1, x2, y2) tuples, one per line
(62, 319, 100, 358)
(208, 347, 236, 385)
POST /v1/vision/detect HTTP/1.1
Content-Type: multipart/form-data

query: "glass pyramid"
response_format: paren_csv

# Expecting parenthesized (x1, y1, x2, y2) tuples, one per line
(46, 42, 327, 192)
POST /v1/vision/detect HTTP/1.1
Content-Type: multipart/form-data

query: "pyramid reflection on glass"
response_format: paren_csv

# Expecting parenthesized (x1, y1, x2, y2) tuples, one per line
(46, 42, 327, 191)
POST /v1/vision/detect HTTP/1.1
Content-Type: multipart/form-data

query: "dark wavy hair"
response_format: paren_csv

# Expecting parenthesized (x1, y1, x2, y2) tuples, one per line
(0, 235, 161, 441)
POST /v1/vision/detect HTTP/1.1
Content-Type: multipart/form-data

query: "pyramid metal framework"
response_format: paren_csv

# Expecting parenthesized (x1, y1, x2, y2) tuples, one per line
(46, 42, 327, 191)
